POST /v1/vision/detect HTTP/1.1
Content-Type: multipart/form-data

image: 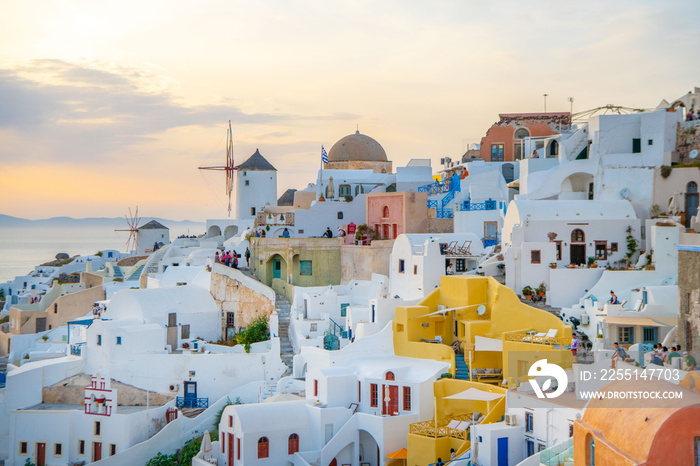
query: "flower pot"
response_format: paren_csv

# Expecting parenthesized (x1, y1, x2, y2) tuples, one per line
(525, 295, 532, 300)
(538, 292, 545, 297)
(549, 265, 557, 269)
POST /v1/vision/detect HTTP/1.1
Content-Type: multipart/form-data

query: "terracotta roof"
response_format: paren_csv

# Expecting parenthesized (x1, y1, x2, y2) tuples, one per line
(235, 149, 276, 171)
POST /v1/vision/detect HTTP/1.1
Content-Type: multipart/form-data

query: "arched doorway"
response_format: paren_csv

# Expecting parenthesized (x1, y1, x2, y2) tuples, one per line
(501, 163, 514, 183)
(514, 128, 530, 160)
(224, 225, 239, 240)
(570, 229, 586, 266)
(547, 140, 559, 158)
(359, 430, 380, 466)
(686, 182, 698, 228)
(266, 254, 287, 283)
(207, 225, 222, 237)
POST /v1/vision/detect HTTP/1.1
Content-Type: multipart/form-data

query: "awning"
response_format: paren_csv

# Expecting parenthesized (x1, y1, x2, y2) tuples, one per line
(603, 316, 669, 327)
(475, 335, 503, 352)
(444, 388, 504, 402)
(386, 448, 407, 459)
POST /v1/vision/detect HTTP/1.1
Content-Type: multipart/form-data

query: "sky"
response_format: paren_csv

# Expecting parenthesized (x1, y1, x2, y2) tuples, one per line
(1, 0, 699, 221)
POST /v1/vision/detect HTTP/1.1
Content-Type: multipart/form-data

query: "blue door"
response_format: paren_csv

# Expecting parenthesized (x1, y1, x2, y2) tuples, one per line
(497, 437, 508, 466)
(273, 259, 281, 279)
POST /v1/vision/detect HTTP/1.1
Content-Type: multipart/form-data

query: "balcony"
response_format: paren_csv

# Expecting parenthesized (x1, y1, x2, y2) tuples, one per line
(176, 396, 209, 409)
(458, 199, 498, 211)
(409, 413, 473, 440)
(70, 343, 85, 356)
(503, 329, 572, 348)
(540, 438, 573, 465)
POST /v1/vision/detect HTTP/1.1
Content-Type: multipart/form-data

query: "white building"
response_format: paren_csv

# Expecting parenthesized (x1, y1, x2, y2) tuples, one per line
(502, 200, 641, 300)
(136, 220, 170, 255)
(389, 233, 486, 300)
(235, 149, 278, 221)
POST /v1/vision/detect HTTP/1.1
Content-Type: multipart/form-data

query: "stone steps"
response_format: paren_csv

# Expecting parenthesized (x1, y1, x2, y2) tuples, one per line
(275, 293, 294, 375)
(181, 407, 206, 418)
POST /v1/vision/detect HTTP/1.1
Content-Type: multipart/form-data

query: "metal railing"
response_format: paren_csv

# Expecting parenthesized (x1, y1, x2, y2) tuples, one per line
(435, 209, 453, 219)
(503, 329, 572, 347)
(458, 199, 498, 211)
(176, 396, 209, 409)
(409, 414, 472, 439)
(70, 343, 85, 356)
(483, 234, 499, 247)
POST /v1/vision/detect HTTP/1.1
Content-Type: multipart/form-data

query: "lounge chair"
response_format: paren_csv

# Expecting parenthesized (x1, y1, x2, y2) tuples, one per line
(534, 329, 558, 344)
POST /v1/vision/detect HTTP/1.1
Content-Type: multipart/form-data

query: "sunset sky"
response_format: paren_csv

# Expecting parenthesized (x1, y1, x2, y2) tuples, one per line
(1, 0, 698, 221)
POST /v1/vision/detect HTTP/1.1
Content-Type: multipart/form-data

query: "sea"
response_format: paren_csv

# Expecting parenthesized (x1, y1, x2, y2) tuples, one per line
(0, 224, 203, 283)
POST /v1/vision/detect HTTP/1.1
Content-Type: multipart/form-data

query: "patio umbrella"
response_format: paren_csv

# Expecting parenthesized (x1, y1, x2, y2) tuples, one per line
(669, 192, 682, 215)
(327, 176, 335, 199)
(443, 388, 504, 402)
(200, 430, 212, 453)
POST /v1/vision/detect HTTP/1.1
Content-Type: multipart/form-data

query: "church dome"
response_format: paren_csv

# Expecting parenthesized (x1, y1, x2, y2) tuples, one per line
(327, 130, 387, 163)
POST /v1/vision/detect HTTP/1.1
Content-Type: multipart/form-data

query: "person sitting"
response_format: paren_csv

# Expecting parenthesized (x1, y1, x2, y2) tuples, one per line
(451, 339, 461, 354)
(608, 290, 620, 305)
(337, 227, 346, 237)
(446, 263, 454, 275)
(683, 351, 697, 370)
(282, 228, 290, 238)
(611, 342, 625, 368)
(322, 227, 333, 238)
(254, 230, 261, 238)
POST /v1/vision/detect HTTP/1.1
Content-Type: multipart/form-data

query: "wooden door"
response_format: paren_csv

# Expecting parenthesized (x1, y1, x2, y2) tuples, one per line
(93, 442, 102, 462)
(382, 385, 399, 415)
(228, 434, 235, 465)
(36, 443, 46, 466)
(273, 259, 281, 279)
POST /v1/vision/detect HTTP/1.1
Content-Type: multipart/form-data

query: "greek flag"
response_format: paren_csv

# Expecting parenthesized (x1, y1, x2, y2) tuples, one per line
(321, 145, 328, 164)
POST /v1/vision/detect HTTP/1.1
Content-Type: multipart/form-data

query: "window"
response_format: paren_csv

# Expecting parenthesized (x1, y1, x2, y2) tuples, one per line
(398, 260, 405, 273)
(632, 138, 641, 153)
(337, 211, 343, 220)
(237, 438, 241, 460)
(370, 384, 378, 407)
(648, 139, 653, 146)
(403, 386, 411, 411)
(619, 327, 634, 344)
(288, 434, 299, 455)
(300, 260, 313, 276)
(531, 250, 541, 264)
(385, 371, 395, 381)
(538, 443, 546, 452)
(525, 412, 533, 432)
(168, 313, 177, 327)
(250, 207, 256, 216)
(244, 180, 249, 186)
(257, 437, 269, 459)
(181, 324, 190, 339)
(226, 312, 235, 327)
(243, 171, 247, 176)
(54, 303, 58, 314)
(109, 444, 116, 456)
(229, 415, 233, 428)
(339, 184, 351, 198)
(340, 303, 348, 317)
(54, 443, 63, 457)
(610, 243, 618, 252)
(382, 206, 390, 218)
(383, 224, 390, 238)
(310, 323, 317, 332)
(94, 421, 101, 436)
(314, 379, 318, 397)
(392, 224, 397, 239)
(358, 381, 361, 403)
(595, 241, 607, 260)
(78, 440, 85, 455)
(413, 265, 418, 275)
(97, 335, 102, 346)
(491, 143, 504, 162)
(19, 442, 27, 455)
(514, 128, 529, 140)
(589, 435, 595, 466)
(526, 438, 535, 457)
(556, 241, 562, 261)
(116, 336, 122, 345)
(456, 258, 466, 272)
(571, 229, 585, 243)
(569, 423, 574, 437)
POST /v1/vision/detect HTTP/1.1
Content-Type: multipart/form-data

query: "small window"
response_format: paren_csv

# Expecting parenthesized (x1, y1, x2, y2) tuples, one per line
(181, 324, 190, 340)
(538, 443, 546, 452)
(54, 443, 63, 457)
(337, 211, 343, 219)
(314, 379, 318, 397)
(403, 386, 411, 411)
(54, 303, 58, 314)
(648, 139, 653, 145)
(243, 171, 247, 176)
(310, 323, 317, 332)
(109, 444, 116, 456)
(526, 439, 535, 457)
(78, 440, 85, 455)
(619, 327, 634, 344)
(97, 335, 102, 346)
(413, 265, 418, 275)
(250, 207, 256, 216)
(610, 242, 618, 252)
(94, 421, 101, 436)
(595, 241, 607, 260)
(632, 138, 641, 153)
(339, 184, 351, 197)
(556, 241, 562, 261)
(340, 303, 348, 317)
(370, 384, 378, 407)
(396, 323, 404, 332)
(525, 412, 533, 432)
(300, 260, 313, 276)
(571, 229, 585, 243)
(116, 336, 122, 345)
(456, 258, 466, 272)
(531, 250, 541, 264)
(19, 442, 28, 455)
(398, 259, 405, 273)
(229, 415, 233, 428)
(385, 371, 395, 381)
(245, 180, 250, 186)
(382, 206, 390, 218)
(258, 437, 269, 459)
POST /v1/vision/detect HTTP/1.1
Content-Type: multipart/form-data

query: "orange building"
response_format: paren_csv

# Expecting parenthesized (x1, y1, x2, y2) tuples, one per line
(480, 112, 571, 162)
(574, 379, 700, 465)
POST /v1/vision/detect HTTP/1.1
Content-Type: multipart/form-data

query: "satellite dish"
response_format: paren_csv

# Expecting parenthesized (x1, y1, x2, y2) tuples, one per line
(690, 149, 699, 159)
(620, 187, 631, 200)
(476, 305, 486, 316)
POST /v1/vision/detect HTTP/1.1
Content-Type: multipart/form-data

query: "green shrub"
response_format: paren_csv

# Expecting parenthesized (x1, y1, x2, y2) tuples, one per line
(522, 286, 534, 296)
(236, 315, 269, 353)
(145, 452, 177, 466)
(660, 165, 672, 179)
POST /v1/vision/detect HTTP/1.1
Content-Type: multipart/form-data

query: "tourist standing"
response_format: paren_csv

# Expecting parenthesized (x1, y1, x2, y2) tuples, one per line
(245, 247, 251, 267)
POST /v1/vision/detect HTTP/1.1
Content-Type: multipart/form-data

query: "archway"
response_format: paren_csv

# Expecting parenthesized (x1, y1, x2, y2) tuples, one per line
(547, 140, 559, 158)
(207, 225, 222, 237)
(686, 181, 698, 227)
(266, 254, 287, 284)
(359, 430, 380, 466)
(501, 163, 514, 183)
(560, 173, 594, 200)
(224, 225, 239, 240)
(570, 229, 586, 266)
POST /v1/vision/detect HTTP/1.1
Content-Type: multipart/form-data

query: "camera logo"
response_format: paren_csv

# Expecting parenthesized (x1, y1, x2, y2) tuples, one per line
(529, 359, 568, 399)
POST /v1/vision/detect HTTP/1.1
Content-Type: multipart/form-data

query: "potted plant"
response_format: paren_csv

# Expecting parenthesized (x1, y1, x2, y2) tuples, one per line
(536, 282, 547, 297)
(522, 285, 534, 300)
(596, 333, 604, 344)
(546, 232, 558, 242)
(549, 262, 557, 269)
(587, 256, 597, 268)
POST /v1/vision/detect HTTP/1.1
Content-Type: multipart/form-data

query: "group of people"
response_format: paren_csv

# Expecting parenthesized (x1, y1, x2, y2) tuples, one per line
(177, 234, 198, 239)
(649, 343, 696, 369)
(686, 107, 700, 121)
(253, 228, 267, 238)
(214, 247, 252, 269)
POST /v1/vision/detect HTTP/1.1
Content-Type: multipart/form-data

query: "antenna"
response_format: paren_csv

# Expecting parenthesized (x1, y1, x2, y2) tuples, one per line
(114, 206, 141, 253)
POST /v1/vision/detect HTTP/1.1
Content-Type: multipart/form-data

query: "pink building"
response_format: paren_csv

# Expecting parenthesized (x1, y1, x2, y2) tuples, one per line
(366, 192, 428, 240)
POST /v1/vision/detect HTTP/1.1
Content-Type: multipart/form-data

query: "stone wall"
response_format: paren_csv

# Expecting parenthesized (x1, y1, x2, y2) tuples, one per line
(210, 265, 275, 338)
(676, 121, 700, 163)
(678, 248, 700, 361)
(340, 240, 394, 283)
(42, 374, 174, 406)
(427, 218, 454, 233)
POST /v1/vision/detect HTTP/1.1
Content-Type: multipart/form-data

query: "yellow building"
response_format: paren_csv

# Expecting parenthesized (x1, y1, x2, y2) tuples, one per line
(394, 275, 573, 465)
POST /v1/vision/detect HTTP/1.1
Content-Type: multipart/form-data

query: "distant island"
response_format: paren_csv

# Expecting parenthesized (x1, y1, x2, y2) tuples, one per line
(0, 214, 205, 229)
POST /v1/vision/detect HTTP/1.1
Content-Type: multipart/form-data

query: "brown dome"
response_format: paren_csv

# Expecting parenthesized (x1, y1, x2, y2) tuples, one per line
(328, 131, 387, 163)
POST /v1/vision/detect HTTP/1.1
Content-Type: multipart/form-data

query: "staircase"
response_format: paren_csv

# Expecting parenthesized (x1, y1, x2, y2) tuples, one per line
(260, 379, 278, 400)
(275, 293, 294, 375)
(144, 245, 169, 275)
(181, 407, 206, 418)
(455, 355, 470, 381)
(112, 266, 123, 278)
(126, 263, 145, 281)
